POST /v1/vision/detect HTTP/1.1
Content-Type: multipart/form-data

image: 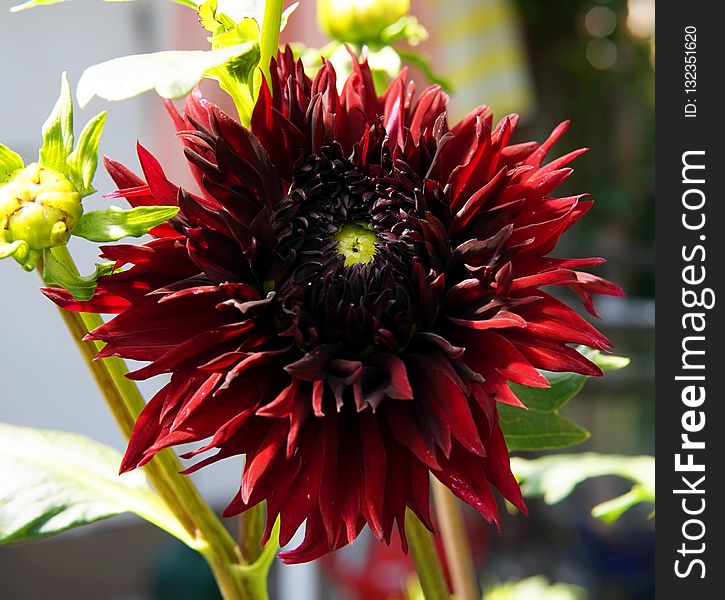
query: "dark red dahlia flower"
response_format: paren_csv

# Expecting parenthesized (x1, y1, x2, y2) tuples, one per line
(45, 49, 623, 563)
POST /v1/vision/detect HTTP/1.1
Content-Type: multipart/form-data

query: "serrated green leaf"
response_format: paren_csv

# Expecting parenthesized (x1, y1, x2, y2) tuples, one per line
(0, 423, 190, 545)
(73, 205, 179, 243)
(42, 249, 116, 301)
(76, 44, 257, 107)
(499, 407, 590, 451)
(0, 143, 24, 184)
(67, 112, 106, 197)
(511, 453, 655, 523)
(39, 73, 74, 174)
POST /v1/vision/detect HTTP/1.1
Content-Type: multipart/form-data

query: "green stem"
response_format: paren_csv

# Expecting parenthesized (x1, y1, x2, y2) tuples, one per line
(41, 246, 269, 600)
(256, 0, 284, 92)
(404, 508, 450, 600)
(238, 502, 266, 564)
(432, 479, 479, 600)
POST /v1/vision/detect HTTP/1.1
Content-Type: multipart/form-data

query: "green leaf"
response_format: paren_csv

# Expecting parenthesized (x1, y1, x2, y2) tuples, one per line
(500, 349, 629, 451)
(511, 453, 655, 523)
(42, 249, 117, 301)
(0, 143, 24, 184)
(499, 407, 590, 451)
(509, 372, 587, 413)
(592, 485, 655, 523)
(76, 44, 258, 107)
(11, 0, 197, 12)
(0, 423, 190, 545)
(39, 73, 74, 174)
(73, 205, 180, 242)
(67, 112, 106, 197)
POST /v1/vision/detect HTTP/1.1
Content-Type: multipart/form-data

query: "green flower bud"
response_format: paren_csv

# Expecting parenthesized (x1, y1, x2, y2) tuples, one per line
(0, 163, 82, 252)
(317, 0, 410, 45)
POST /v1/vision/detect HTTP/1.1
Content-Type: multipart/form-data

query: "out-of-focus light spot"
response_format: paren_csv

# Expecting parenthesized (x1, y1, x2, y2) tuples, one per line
(587, 38, 618, 69)
(627, 0, 655, 38)
(585, 6, 617, 38)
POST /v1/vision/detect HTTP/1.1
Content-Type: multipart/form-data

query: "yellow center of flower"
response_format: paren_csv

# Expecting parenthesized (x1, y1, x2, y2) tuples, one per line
(334, 222, 379, 267)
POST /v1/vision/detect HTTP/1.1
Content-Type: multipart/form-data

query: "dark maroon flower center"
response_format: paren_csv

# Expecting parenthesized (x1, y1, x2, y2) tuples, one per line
(272, 142, 438, 356)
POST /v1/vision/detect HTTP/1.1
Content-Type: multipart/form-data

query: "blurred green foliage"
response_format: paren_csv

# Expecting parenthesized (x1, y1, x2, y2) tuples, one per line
(517, 0, 654, 297)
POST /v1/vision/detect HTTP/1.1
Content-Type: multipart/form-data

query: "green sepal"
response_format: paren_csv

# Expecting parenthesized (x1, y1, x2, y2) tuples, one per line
(0, 240, 28, 259)
(66, 111, 106, 197)
(73, 205, 180, 242)
(0, 240, 34, 272)
(39, 73, 74, 175)
(0, 143, 24, 184)
(42, 248, 116, 301)
(0, 240, 38, 271)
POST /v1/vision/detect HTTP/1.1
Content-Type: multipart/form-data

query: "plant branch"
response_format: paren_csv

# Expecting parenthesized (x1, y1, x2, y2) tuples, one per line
(257, 0, 284, 92)
(404, 508, 450, 600)
(432, 479, 478, 600)
(238, 501, 266, 564)
(40, 246, 266, 600)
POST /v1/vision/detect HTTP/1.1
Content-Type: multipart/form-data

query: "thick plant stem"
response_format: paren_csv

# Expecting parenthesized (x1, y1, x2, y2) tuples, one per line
(257, 0, 284, 90)
(41, 246, 264, 600)
(404, 508, 450, 600)
(432, 479, 479, 600)
(238, 502, 266, 563)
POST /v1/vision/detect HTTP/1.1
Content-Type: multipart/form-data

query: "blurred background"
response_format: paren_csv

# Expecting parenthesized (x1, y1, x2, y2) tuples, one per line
(0, 0, 654, 598)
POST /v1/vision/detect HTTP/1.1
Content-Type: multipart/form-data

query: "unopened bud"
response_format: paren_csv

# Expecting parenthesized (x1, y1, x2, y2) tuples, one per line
(1, 163, 82, 252)
(317, 0, 410, 45)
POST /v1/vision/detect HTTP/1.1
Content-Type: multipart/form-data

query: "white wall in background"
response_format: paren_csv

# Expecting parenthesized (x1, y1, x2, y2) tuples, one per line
(0, 0, 245, 505)
(0, 5, 317, 597)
